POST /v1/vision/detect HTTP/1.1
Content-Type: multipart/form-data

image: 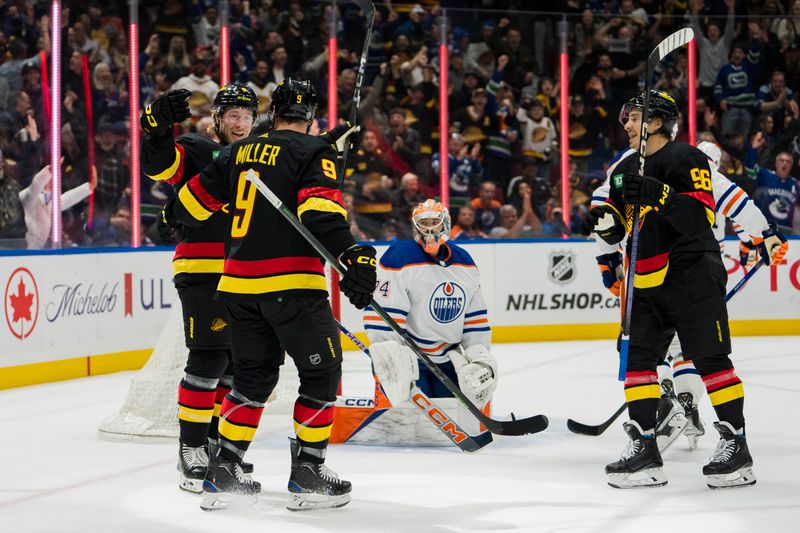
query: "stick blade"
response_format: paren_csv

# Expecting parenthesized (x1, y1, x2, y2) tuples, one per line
(459, 431, 494, 452)
(567, 418, 607, 436)
(350, 0, 375, 15)
(656, 27, 694, 61)
(484, 414, 549, 436)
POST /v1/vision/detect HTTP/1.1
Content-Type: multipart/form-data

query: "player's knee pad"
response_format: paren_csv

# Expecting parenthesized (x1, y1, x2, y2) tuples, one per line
(185, 348, 230, 379)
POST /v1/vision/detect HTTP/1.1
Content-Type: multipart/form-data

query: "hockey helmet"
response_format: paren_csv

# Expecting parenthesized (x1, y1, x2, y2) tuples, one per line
(619, 89, 680, 139)
(212, 82, 258, 140)
(696, 140, 722, 168)
(269, 78, 318, 126)
(412, 199, 451, 255)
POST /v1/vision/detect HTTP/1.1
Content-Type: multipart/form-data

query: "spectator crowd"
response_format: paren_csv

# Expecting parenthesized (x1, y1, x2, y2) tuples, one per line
(0, 0, 798, 249)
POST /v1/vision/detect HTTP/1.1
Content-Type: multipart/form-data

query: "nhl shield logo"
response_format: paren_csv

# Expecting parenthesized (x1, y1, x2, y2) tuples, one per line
(548, 252, 576, 284)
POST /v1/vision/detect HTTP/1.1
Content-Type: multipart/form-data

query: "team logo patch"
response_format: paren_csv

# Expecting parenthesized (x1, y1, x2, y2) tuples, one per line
(613, 173, 623, 188)
(210, 318, 228, 332)
(309, 353, 321, 365)
(548, 252, 576, 284)
(428, 281, 465, 324)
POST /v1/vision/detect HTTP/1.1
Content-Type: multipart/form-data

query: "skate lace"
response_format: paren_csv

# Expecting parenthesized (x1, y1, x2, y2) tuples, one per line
(709, 437, 736, 464)
(182, 445, 209, 468)
(620, 439, 642, 461)
(317, 464, 341, 483)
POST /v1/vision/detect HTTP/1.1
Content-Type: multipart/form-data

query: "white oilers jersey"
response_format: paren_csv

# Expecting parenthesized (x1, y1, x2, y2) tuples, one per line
(364, 240, 490, 364)
(590, 147, 769, 254)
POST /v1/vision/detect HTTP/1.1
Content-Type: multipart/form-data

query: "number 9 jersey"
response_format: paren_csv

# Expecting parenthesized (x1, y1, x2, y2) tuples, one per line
(172, 129, 356, 302)
(605, 142, 720, 290)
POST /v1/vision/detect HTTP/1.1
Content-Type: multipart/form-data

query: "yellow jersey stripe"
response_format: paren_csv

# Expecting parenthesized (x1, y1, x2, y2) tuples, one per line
(294, 421, 333, 443)
(624, 383, 660, 403)
(708, 383, 744, 406)
(217, 273, 327, 294)
(634, 264, 669, 289)
(179, 185, 214, 222)
(173, 258, 225, 275)
(145, 147, 182, 181)
(178, 406, 214, 424)
(297, 197, 347, 220)
(219, 419, 257, 442)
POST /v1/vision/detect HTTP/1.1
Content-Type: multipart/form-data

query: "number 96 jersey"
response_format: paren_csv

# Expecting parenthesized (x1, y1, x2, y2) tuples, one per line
(364, 240, 490, 364)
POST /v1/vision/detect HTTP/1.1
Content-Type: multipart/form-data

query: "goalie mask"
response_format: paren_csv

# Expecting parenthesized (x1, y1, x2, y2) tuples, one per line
(412, 199, 450, 256)
(619, 89, 680, 140)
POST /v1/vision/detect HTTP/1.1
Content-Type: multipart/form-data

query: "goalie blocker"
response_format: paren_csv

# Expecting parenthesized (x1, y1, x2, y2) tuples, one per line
(332, 200, 497, 447)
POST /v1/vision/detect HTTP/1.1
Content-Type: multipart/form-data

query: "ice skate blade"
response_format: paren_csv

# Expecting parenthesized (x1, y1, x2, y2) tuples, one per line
(706, 467, 757, 489)
(199, 482, 259, 511)
(178, 474, 204, 494)
(657, 413, 688, 453)
(286, 492, 351, 511)
(607, 468, 668, 489)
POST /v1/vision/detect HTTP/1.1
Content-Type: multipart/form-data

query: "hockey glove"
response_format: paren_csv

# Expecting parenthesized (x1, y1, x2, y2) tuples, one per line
(339, 244, 377, 309)
(739, 241, 759, 267)
(141, 89, 192, 136)
(755, 225, 788, 266)
(583, 205, 625, 245)
(158, 197, 181, 244)
(623, 173, 674, 211)
(320, 122, 362, 158)
(596, 251, 624, 297)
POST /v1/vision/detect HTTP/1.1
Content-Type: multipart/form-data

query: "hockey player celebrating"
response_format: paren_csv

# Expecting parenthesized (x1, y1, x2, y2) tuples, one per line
(584, 90, 779, 489)
(364, 200, 497, 420)
(166, 79, 374, 510)
(141, 82, 258, 493)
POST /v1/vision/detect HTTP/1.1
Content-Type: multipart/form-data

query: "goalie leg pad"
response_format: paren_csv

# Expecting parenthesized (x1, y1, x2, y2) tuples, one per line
(369, 340, 418, 406)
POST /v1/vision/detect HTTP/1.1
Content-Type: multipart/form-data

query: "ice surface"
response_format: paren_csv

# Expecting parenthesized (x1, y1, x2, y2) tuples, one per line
(2, 337, 798, 533)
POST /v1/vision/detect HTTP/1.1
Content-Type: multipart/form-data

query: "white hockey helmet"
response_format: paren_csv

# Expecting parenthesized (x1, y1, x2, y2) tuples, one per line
(412, 199, 450, 255)
(697, 140, 722, 168)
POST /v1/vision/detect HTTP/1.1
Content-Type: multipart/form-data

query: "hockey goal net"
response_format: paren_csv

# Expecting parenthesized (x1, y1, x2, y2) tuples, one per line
(97, 303, 301, 442)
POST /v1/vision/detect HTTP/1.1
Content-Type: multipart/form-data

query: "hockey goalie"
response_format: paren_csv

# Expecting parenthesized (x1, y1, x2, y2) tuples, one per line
(331, 199, 496, 447)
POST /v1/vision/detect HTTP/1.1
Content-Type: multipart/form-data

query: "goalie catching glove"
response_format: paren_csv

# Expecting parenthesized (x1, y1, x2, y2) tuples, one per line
(369, 340, 419, 406)
(141, 89, 192, 137)
(448, 344, 498, 407)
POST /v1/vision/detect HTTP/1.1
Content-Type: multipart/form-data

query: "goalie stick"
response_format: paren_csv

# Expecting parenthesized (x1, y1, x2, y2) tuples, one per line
(339, 0, 375, 176)
(619, 28, 695, 381)
(244, 170, 548, 436)
(336, 319, 493, 452)
(568, 256, 763, 436)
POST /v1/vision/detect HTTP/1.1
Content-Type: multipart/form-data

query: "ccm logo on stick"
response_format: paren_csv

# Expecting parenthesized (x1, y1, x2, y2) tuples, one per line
(411, 393, 467, 443)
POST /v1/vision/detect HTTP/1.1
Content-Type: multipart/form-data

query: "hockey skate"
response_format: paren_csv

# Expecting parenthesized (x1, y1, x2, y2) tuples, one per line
(606, 421, 668, 489)
(178, 442, 208, 493)
(200, 456, 261, 511)
(655, 380, 688, 453)
(208, 439, 254, 475)
(677, 392, 705, 450)
(703, 421, 756, 489)
(287, 438, 351, 511)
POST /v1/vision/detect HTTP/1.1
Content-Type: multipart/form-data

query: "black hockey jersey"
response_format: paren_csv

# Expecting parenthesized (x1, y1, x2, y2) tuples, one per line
(173, 129, 356, 302)
(141, 132, 226, 283)
(604, 142, 718, 290)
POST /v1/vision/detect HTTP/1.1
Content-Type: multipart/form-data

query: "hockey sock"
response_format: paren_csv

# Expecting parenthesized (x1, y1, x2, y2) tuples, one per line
(694, 356, 745, 431)
(208, 375, 232, 442)
(217, 390, 265, 462)
(624, 370, 660, 433)
(293, 396, 335, 464)
(178, 374, 219, 447)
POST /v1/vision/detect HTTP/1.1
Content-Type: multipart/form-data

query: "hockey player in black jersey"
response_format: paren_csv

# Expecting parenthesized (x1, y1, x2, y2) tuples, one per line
(167, 78, 374, 511)
(585, 90, 757, 489)
(141, 82, 258, 493)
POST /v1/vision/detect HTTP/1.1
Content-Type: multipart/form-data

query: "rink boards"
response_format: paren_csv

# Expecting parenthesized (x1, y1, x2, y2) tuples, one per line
(1, 238, 798, 389)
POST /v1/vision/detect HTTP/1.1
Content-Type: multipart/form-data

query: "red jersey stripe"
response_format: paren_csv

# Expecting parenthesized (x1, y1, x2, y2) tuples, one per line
(174, 242, 225, 259)
(166, 143, 186, 185)
(223, 256, 324, 277)
(188, 175, 224, 211)
(635, 252, 669, 274)
(297, 186, 344, 206)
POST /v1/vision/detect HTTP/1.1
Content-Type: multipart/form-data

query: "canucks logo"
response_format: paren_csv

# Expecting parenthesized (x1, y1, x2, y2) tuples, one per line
(429, 282, 465, 324)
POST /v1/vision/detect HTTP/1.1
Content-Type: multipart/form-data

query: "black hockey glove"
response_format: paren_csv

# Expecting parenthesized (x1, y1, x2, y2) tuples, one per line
(582, 205, 625, 245)
(623, 173, 674, 211)
(158, 197, 181, 244)
(320, 122, 362, 158)
(756, 224, 788, 266)
(339, 244, 377, 310)
(141, 89, 192, 136)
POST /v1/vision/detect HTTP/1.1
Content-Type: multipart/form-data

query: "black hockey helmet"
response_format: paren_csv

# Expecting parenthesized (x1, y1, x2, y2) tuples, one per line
(269, 78, 318, 127)
(619, 89, 680, 138)
(212, 82, 258, 141)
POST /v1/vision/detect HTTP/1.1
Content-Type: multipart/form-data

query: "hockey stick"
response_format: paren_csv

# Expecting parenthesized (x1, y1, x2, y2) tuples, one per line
(339, 0, 376, 176)
(619, 28, 694, 381)
(568, 251, 757, 436)
(335, 319, 493, 452)
(244, 170, 548, 436)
